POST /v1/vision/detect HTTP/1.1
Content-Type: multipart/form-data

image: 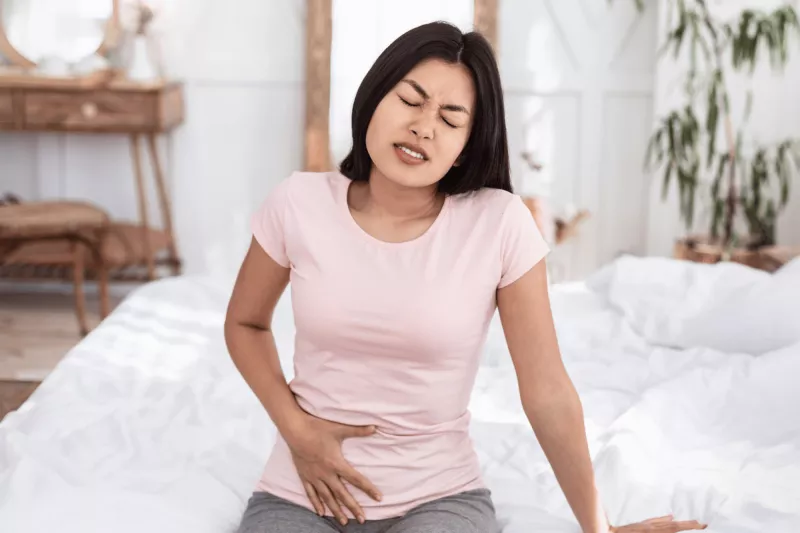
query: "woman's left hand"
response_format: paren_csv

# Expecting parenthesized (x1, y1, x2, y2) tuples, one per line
(609, 515, 707, 532)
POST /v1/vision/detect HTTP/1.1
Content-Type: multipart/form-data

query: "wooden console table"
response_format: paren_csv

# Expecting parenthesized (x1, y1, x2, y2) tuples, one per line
(0, 75, 184, 281)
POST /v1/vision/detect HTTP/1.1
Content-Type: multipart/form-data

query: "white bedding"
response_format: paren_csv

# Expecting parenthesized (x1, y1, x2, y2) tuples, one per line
(1, 256, 798, 532)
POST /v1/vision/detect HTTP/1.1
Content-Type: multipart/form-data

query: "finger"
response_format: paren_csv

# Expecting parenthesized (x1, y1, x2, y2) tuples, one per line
(338, 462, 383, 502)
(303, 481, 324, 516)
(672, 521, 707, 531)
(315, 481, 348, 526)
(643, 515, 674, 524)
(328, 476, 366, 524)
(337, 423, 377, 439)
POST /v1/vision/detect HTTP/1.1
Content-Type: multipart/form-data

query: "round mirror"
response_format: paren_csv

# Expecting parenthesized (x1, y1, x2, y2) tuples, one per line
(0, 0, 115, 67)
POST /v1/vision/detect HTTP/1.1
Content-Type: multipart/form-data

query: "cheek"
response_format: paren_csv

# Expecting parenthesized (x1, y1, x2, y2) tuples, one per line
(365, 103, 392, 152)
(437, 132, 469, 165)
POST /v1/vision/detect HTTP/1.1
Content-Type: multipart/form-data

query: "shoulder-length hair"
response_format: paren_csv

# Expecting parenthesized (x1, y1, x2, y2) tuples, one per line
(339, 21, 512, 195)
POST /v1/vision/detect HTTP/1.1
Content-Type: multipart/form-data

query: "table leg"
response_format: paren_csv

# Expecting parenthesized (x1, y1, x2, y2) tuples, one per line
(146, 133, 181, 275)
(93, 229, 110, 319)
(71, 240, 89, 336)
(130, 134, 155, 280)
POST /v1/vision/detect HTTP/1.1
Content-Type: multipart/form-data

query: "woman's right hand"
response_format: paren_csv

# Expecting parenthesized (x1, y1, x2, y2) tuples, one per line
(284, 412, 383, 525)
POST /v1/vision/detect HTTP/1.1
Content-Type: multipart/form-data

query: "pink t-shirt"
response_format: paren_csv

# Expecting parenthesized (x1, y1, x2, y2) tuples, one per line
(251, 170, 549, 520)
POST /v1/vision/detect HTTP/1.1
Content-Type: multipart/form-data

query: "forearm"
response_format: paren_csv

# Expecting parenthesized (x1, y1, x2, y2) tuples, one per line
(224, 322, 307, 441)
(523, 386, 609, 533)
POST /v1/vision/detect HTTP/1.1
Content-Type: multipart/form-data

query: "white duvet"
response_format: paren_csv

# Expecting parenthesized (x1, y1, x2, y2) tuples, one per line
(0, 256, 798, 532)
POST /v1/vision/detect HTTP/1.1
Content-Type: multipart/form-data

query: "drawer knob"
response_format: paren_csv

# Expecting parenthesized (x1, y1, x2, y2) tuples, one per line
(81, 102, 98, 119)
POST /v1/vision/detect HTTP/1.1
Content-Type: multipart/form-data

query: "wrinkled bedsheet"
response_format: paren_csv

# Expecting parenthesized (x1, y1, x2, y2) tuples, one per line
(1, 256, 798, 532)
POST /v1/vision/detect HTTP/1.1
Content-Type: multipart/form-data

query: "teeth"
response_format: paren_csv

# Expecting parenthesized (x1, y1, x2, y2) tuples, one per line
(399, 145, 425, 160)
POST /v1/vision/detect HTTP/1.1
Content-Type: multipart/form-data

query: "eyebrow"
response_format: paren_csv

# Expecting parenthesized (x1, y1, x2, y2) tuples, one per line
(400, 79, 471, 115)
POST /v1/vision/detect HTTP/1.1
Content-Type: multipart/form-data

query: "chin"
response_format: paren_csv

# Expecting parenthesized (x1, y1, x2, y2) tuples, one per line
(377, 161, 440, 189)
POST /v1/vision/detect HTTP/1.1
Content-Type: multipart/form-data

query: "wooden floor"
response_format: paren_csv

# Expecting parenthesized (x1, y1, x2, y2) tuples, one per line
(0, 289, 124, 419)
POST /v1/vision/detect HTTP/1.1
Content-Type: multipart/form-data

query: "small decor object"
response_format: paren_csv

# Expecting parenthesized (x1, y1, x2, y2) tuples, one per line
(520, 150, 590, 246)
(71, 53, 111, 77)
(124, 0, 160, 82)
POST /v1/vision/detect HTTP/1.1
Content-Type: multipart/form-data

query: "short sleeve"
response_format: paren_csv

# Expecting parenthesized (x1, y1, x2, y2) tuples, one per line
(498, 195, 551, 288)
(251, 176, 292, 268)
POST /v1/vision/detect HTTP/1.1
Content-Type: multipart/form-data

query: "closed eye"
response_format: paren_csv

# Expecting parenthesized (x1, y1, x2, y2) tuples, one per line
(400, 95, 459, 128)
(399, 96, 420, 107)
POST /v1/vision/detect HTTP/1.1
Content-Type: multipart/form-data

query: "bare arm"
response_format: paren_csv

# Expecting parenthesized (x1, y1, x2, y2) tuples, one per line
(497, 262, 708, 533)
(497, 260, 609, 533)
(224, 237, 304, 439)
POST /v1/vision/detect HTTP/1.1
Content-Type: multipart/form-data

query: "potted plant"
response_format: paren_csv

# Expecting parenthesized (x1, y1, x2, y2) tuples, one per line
(633, 0, 800, 269)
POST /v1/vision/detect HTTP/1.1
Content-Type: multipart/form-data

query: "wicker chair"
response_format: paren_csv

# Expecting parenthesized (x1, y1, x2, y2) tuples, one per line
(0, 197, 111, 336)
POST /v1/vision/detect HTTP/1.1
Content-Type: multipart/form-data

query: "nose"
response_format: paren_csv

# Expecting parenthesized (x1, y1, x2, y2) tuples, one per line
(410, 115, 435, 140)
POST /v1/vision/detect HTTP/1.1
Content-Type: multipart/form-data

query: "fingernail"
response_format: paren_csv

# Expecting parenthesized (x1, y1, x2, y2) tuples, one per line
(340, 518, 347, 526)
(358, 515, 365, 524)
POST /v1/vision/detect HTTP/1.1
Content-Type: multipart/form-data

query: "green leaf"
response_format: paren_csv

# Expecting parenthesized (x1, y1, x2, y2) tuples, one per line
(677, 167, 688, 224)
(706, 81, 719, 166)
(667, 115, 678, 161)
(644, 133, 658, 169)
(733, 12, 750, 68)
(750, 152, 765, 213)
(674, 7, 688, 59)
(662, 163, 674, 200)
(712, 153, 728, 200)
(711, 198, 725, 239)
(776, 142, 791, 207)
(690, 16, 700, 70)
(687, 161, 699, 227)
(682, 106, 699, 154)
(760, 18, 779, 69)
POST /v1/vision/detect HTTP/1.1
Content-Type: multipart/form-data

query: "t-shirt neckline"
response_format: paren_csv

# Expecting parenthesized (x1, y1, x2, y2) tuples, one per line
(336, 171, 450, 248)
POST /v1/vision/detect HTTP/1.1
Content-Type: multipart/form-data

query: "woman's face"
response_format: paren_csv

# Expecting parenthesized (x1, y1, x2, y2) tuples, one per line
(365, 58, 475, 189)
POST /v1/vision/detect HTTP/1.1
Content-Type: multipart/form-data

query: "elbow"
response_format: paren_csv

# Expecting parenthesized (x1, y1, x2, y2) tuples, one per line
(223, 314, 269, 355)
(520, 379, 582, 420)
(223, 312, 246, 360)
(223, 317, 236, 359)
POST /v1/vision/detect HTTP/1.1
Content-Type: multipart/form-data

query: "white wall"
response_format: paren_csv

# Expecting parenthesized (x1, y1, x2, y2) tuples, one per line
(646, 0, 800, 256)
(0, 0, 306, 281)
(3, 0, 795, 281)
(500, 0, 658, 280)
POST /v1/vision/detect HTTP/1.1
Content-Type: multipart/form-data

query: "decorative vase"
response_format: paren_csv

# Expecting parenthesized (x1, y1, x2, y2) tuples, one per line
(127, 34, 158, 82)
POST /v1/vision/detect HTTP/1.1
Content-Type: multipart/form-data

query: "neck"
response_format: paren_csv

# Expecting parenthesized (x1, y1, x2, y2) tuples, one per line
(356, 167, 442, 220)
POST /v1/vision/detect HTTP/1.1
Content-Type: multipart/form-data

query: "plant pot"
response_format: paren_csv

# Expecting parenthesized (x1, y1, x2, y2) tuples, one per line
(673, 235, 782, 272)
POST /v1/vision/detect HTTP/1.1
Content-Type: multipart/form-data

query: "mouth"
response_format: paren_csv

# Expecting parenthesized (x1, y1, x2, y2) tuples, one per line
(393, 142, 429, 162)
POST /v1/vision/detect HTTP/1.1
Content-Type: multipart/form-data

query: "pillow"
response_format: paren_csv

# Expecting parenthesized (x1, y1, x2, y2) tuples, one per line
(586, 255, 800, 355)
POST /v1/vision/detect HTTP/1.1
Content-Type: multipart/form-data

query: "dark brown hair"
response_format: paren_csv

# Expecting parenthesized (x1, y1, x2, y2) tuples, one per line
(339, 21, 512, 195)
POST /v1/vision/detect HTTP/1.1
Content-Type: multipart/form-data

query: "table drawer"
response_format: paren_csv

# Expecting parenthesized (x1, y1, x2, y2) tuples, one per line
(0, 90, 14, 126)
(24, 90, 158, 132)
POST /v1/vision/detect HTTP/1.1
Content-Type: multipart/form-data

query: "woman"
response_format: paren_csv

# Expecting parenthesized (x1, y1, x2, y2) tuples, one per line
(225, 21, 706, 533)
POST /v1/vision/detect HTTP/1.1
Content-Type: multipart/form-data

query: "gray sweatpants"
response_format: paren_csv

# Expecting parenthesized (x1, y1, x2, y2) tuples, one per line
(236, 489, 499, 533)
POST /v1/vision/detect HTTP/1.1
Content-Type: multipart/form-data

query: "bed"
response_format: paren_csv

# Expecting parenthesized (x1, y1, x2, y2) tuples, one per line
(1, 255, 798, 532)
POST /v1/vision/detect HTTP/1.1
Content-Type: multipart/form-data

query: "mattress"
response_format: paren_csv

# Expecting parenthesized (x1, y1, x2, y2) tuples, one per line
(1, 256, 799, 532)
